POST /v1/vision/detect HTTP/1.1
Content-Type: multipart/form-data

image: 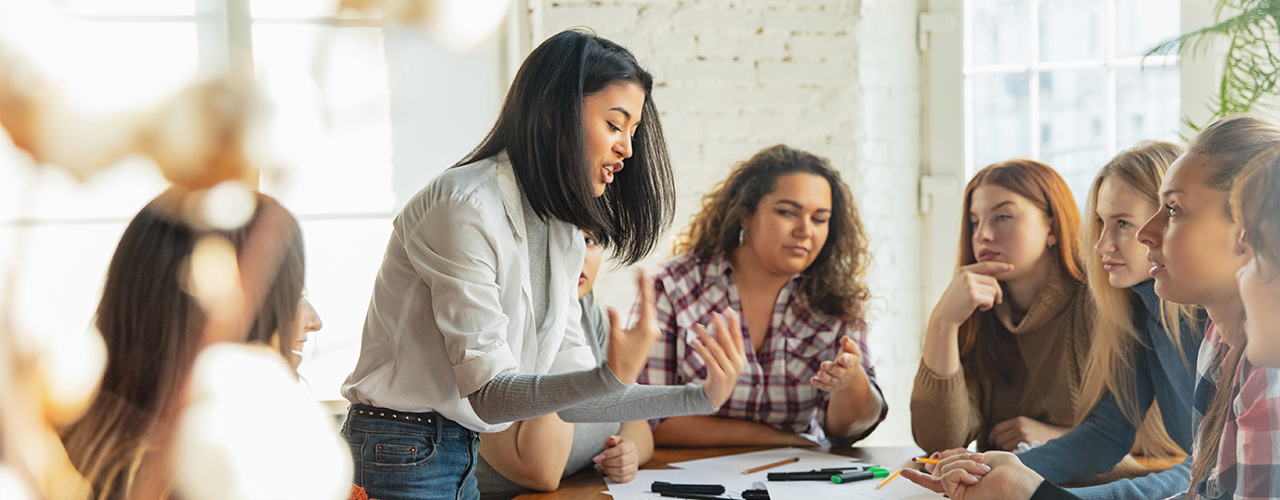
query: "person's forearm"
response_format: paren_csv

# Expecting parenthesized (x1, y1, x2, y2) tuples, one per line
(477, 415, 575, 492)
(618, 421, 654, 466)
(824, 372, 884, 439)
(653, 415, 815, 447)
(921, 314, 963, 377)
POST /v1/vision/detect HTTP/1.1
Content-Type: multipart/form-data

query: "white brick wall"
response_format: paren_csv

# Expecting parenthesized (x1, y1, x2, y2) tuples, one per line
(527, 0, 924, 446)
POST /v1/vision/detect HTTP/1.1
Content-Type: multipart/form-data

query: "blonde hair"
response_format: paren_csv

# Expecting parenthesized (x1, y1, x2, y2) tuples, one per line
(1076, 140, 1197, 459)
(1185, 115, 1280, 492)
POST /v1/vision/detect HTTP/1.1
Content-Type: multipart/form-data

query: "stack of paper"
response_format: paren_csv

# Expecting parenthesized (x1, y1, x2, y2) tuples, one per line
(603, 447, 943, 500)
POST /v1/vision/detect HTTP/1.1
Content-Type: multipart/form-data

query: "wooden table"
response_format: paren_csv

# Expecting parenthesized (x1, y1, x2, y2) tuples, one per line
(514, 445, 927, 500)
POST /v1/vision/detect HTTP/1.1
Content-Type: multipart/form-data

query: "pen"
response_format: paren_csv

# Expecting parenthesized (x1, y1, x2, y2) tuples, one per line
(660, 493, 735, 500)
(741, 456, 800, 474)
(651, 482, 726, 495)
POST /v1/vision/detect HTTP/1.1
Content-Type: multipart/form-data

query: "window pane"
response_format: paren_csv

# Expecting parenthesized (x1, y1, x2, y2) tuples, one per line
(252, 25, 394, 215)
(1039, 0, 1104, 62)
(1116, 65, 1181, 149)
(293, 218, 392, 400)
(0, 20, 198, 109)
(251, 0, 376, 19)
(971, 73, 1031, 171)
(968, 0, 1029, 65)
(61, 0, 195, 16)
(1116, 0, 1180, 58)
(0, 156, 170, 222)
(1039, 68, 1109, 208)
(0, 223, 127, 342)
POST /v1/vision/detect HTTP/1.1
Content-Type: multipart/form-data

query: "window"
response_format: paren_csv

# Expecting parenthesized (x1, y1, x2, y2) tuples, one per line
(964, 0, 1181, 206)
(0, 0, 395, 402)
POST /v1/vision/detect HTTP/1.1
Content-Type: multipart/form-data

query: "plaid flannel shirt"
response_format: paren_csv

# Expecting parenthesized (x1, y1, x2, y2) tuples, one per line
(1187, 321, 1280, 500)
(634, 252, 885, 442)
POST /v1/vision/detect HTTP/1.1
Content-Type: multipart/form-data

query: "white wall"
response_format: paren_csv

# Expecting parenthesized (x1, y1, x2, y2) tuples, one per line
(526, 0, 924, 446)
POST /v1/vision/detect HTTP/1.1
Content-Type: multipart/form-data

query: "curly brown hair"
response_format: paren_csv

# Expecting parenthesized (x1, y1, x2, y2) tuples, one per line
(673, 144, 871, 325)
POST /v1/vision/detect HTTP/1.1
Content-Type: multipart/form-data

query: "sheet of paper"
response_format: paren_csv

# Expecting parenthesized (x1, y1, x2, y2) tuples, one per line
(667, 447, 868, 473)
(765, 475, 944, 500)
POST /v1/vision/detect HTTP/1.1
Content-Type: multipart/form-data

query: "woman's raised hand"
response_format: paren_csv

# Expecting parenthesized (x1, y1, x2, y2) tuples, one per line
(690, 309, 747, 409)
(930, 261, 1013, 329)
(606, 270, 662, 384)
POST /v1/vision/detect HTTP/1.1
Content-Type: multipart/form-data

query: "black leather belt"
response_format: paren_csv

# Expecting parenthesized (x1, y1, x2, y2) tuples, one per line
(350, 404, 446, 426)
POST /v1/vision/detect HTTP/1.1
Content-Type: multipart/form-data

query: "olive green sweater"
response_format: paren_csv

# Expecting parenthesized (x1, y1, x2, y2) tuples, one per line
(911, 266, 1094, 453)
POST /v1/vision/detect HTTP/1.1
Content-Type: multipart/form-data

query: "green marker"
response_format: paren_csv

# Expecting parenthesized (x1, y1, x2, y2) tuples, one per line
(831, 467, 890, 484)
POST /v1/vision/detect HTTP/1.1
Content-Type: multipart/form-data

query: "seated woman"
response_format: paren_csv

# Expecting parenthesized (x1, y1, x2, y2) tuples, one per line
(638, 144, 886, 447)
(475, 231, 653, 498)
(1013, 141, 1202, 499)
(60, 189, 322, 499)
(906, 115, 1280, 500)
(911, 159, 1092, 453)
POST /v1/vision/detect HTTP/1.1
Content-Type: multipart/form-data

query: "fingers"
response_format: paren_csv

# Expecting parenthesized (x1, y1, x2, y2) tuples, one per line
(899, 469, 944, 494)
(634, 269, 656, 327)
(935, 452, 984, 478)
(988, 420, 1024, 452)
(606, 307, 623, 335)
(722, 308, 746, 361)
(940, 469, 980, 499)
(967, 261, 1015, 275)
(699, 314, 734, 371)
(594, 437, 637, 469)
(938, 458, 991, 478)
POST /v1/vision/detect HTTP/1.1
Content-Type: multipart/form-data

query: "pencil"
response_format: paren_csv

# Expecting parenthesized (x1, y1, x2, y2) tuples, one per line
(741, 456, 800, 475)
(876, 469, 901, 489)
(912, 457, 941, 464)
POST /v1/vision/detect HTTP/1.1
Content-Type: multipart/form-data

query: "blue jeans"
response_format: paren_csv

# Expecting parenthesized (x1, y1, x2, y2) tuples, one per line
(342, 405, 480, 500)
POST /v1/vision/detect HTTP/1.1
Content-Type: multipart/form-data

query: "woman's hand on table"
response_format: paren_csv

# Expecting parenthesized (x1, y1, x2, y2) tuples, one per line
(594, 435, 639, 483)
(988, 416, 1069, 451)
(902, 451, 1043, 500)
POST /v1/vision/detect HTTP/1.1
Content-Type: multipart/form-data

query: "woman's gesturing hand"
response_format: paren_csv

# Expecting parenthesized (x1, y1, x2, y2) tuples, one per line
(691, 309, 747, 409)
(606, 270, 662, 384)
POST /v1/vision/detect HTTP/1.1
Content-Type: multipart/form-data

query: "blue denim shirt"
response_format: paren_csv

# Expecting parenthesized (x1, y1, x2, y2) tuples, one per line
(1019, 280, 1203, 500)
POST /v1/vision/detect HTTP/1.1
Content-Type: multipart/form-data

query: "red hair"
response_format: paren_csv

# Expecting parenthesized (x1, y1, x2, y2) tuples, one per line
(957, 159, 1085, 380)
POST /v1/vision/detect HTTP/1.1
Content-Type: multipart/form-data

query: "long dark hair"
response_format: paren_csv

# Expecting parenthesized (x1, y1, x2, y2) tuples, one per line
(674, 145, 870, 325)
(956, 159, 1085, 383)
(61, 189, 304, 499)
(457, 29, 674, 265)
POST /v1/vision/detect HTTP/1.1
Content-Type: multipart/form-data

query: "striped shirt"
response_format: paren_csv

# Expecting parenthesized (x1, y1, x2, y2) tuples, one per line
(1188, 322, 1280, 500)
(635, 252, 885, 442)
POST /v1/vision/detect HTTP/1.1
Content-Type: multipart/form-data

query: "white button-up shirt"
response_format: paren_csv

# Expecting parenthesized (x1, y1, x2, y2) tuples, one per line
(342, 153, 595, 432)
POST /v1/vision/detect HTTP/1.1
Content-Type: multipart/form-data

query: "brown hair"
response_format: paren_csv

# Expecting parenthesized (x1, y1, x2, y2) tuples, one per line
(1233, 144, 1280, 277)
(1185, 115, 1280, 492)
(60, 189, 304, 499)
(956, 159, 1085, 382)
(675, 144, 870, 324)
(1077, 140, 1196, 458)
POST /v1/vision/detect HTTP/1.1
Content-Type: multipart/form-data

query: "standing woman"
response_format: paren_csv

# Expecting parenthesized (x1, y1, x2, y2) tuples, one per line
(639, 144, 887, 447)
(1015, 141, 1203, 500)
(911, 159, 1092, 453)
(341, 30, 746, 500)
